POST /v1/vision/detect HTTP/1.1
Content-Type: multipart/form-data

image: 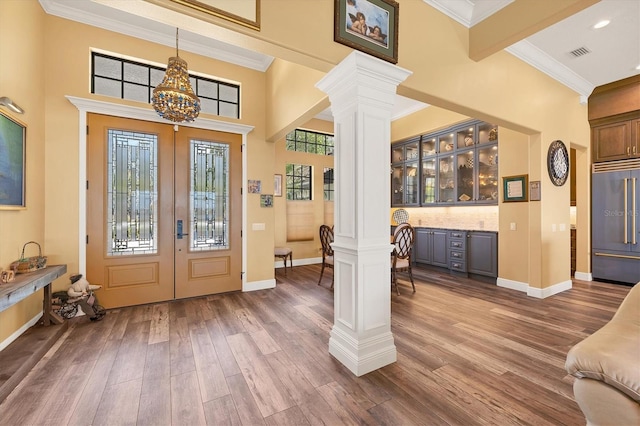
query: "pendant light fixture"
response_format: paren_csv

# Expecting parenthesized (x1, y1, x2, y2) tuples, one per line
(152, 28, 201, 123)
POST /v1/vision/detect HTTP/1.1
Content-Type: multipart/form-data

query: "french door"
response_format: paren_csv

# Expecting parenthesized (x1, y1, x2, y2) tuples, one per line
(86, 114, 242, 308)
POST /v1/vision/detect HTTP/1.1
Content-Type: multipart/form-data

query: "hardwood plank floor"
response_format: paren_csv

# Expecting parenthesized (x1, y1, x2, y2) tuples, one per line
(0, 264, 632, 425)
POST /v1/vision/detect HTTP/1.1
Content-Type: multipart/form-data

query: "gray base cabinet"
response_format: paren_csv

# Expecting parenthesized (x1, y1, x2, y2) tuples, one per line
(415, 228, 448, 268)
(467, 231, 498, 277)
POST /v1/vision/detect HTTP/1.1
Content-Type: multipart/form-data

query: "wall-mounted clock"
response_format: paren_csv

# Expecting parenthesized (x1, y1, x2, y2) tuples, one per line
(547, 140, 569, 186)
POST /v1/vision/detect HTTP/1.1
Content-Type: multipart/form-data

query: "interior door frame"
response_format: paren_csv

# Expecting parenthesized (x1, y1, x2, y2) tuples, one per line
(67, 96, 254, 291)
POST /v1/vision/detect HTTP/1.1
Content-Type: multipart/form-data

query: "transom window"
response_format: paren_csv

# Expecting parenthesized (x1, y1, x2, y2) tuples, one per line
(286, 129, 334, 155)
(286, 164, 312, 200)
(91, 52, 240, 119)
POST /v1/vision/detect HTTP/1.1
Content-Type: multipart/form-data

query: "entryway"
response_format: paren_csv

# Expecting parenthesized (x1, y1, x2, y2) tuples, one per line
(86, 113, 242, 308)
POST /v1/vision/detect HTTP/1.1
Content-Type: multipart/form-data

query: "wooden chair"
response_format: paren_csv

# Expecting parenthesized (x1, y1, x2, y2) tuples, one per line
(274, 247, 293, 275)
(391, 224, 415, 295)
(318, 225, 334, 289)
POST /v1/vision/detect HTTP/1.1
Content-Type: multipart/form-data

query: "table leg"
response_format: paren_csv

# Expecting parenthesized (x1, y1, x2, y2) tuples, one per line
(42, 283, 64, 326)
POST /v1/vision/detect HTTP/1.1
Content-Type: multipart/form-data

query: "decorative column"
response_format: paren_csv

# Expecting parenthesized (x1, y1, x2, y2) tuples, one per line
(316, 51, 411, 376)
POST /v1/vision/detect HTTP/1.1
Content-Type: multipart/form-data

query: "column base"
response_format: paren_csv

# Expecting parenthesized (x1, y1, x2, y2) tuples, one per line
(328, 325, 397, 376)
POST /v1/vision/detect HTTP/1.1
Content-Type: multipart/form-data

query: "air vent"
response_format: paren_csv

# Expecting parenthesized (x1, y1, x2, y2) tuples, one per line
(569, 47, 591, 57)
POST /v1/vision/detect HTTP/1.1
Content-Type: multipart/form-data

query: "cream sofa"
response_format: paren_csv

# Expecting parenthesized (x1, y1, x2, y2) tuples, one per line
(565, 283, 640, 426)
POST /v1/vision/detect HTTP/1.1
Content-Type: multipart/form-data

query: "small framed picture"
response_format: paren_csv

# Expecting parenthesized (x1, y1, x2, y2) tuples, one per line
(503, 174, 528, 202)
(274, 174, 282, 197)
(334, 0, 399, 64)
(248, 179, 261, 194)
(260, 194, 273, 207)
(529, 180, 541, 201)
(0, 111, 26, 209)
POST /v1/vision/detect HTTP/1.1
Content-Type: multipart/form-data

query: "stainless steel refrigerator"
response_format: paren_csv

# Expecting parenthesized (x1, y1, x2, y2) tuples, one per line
(591, 160, 640, 284)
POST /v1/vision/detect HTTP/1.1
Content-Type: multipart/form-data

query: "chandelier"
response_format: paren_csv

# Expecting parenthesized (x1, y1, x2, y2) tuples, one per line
(152, 28, 201, 123)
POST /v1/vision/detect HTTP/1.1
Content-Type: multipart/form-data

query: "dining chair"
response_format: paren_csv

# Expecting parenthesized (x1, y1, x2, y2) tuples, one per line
(318, 224, 334, 289)
(391, 223, 416, 295)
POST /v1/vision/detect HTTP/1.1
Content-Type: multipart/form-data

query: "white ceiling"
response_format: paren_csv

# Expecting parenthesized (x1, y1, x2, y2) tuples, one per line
(40, 0, 640, 121)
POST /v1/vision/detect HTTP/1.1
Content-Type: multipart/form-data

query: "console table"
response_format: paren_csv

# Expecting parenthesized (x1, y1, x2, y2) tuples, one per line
(0, 265, 67, 325)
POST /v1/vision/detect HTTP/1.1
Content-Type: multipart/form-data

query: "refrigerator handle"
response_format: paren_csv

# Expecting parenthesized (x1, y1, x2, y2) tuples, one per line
(633, 177, 637, 245)
(624, 178, 628, 244)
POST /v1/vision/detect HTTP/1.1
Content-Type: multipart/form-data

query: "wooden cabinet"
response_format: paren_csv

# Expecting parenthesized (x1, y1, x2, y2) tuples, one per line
(392, 120, 498, 207)
(592, 118, 640, 162)
(414, 228, 448, 268)
(467, 231, 498, 278)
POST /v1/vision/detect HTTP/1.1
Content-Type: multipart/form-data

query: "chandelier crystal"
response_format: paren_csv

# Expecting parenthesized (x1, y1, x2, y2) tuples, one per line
(152, 28, 201, 123)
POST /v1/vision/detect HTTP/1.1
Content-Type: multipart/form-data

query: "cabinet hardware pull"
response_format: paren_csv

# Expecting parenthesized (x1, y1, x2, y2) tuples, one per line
(594, 252, 640, 260)
(628, 146, 631, 155)
(624, 178, 628, 244)
(633, 178, 637, 245)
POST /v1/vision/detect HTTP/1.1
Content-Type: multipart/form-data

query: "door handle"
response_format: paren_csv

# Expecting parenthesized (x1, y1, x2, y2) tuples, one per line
(633, 177, 637, 245)
(624, 178, 628, 244)
(177, 220, 189, 239)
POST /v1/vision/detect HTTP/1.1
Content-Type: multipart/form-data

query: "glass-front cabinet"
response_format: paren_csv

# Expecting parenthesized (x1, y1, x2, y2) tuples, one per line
(391, 120, 498, 207)
(391, 137, 420, 206)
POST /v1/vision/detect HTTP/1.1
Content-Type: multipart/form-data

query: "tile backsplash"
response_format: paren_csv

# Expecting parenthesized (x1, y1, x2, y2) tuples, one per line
(391, 206, 499, 231)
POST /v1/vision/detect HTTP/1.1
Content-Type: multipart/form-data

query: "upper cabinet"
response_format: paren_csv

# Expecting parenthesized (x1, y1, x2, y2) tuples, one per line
(592, 117, 640, 162)
(392, 120, 498, 207)
(588, 75, 640, 164)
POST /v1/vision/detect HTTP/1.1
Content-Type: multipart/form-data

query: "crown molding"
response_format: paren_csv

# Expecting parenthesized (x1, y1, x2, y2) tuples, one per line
(506, 40, 595, 100)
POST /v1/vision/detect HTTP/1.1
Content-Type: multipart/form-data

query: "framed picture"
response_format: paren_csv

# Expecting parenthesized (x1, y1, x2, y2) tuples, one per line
(529, 180, 541, 201)
(274, 174, 282, 197)
(170, 0, 260, 30)
(260, 194, 273, 208)
(0, 111, 26, 209)
(334, 0, 399, 64)
(503, 174, 528, 202)
(248, 179, 261, 194)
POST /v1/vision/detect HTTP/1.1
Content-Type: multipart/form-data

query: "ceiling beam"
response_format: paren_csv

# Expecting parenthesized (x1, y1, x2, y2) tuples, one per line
(469, 0, 600, 61)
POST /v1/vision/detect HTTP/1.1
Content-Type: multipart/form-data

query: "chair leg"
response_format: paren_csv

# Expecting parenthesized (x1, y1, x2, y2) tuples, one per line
(330, 270, 334, 290)
(409, 265, 416, 293)
(318, 264, 325, 285)
(288, 253, 292, 272)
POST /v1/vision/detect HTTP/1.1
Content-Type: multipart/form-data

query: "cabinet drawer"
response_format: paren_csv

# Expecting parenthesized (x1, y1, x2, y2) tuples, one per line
(449, 260, 467, 272)
(450, 240, 465, 249)
(449, 231, 465, 239)
(450, 250, 465, 260)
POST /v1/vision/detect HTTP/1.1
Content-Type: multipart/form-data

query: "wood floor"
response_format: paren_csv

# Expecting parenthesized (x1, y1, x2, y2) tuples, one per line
(0, 264, 632, 426)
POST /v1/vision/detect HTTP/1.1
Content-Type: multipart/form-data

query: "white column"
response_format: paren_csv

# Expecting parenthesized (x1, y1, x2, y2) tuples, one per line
(316, 51, 411, 376)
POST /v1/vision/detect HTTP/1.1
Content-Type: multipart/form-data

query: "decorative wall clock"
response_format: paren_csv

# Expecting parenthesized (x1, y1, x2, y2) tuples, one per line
(547, 140, 569, 186)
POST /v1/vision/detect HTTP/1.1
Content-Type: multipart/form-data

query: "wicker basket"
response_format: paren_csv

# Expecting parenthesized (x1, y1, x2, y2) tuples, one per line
(10, 241, 48, 274)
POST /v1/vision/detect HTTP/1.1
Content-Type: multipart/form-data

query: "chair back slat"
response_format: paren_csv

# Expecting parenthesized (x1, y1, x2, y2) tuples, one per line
(319, 225, 334, 258)
(392, 225, 414, 260)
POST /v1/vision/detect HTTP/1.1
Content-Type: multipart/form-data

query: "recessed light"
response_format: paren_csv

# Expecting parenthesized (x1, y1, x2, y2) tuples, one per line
(593, 20, 610, 29)
(636, 64, 640, 70)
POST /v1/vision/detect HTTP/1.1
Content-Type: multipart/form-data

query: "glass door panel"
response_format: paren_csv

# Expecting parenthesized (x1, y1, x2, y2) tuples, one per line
(392, 146, 404, 163)
(422, 137, 437, 156)
(456, 149, 474, 203)
(391, 165, 404, 205)
(422, 158, 436, 204)
(405, 141, 419, 161)
(477, 145, 499, 202)
(478, 122, 498, 145)
(405, 161, 419, 205)
(438, 155, 454, 203)
(439, 133, 454, 154)
(456, 125, 475, 150)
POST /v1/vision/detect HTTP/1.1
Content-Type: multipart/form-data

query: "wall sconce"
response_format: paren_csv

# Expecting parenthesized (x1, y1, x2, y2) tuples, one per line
(0, 97, 24, 114)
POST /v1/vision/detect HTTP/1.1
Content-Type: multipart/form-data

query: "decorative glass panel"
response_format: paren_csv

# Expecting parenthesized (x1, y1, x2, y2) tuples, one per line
(191, 140, 229, 251)
(107, 129, 158, 256)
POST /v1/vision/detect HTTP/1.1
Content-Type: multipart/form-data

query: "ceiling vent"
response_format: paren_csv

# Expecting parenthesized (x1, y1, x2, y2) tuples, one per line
(569, 47, 591, 58)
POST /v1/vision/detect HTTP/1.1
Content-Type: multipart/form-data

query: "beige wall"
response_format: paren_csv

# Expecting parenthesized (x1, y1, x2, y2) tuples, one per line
(0, 0, 47, 344)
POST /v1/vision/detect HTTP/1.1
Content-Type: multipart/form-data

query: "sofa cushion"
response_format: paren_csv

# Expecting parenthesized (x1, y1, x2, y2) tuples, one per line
(565, 284, 640, 402)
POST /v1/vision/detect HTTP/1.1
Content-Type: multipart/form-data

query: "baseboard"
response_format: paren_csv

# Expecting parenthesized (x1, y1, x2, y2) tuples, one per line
(244, 278, 276, 292)
(574, 271, 592, 281)
(274, 257, 321, 269)
(496, 277, 528, 293)
(497, 277, 573, 298)
(527, 280, 573, 298)
(0, 311, 42, 352)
